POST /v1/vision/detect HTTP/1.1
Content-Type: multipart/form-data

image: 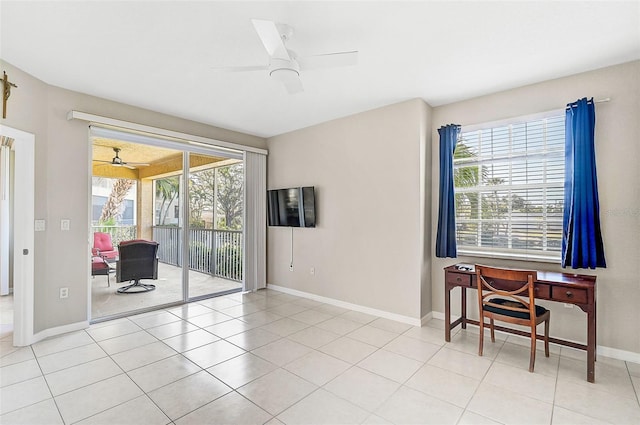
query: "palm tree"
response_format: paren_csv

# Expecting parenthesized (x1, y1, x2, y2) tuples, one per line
(453, 141, 482, 220)
(453, 141, 486, 244)
(99, 178, 134, 224)
(453, 142, 480, 187)
(155, 176, 180, 225)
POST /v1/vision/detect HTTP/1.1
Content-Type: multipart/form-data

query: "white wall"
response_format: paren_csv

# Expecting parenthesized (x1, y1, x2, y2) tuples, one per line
(0, 60, 267, 334)
(267, 99, 432, 321)
(431, 60, 640, 356)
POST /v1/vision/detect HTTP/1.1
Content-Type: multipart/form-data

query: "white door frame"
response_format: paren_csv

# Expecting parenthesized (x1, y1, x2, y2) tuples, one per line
(0, 125, 35, 346)
(1, 143, 10, 295)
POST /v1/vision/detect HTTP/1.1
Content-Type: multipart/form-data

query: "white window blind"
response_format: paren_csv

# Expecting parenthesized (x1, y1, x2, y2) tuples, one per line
(454, 114, 565, 261)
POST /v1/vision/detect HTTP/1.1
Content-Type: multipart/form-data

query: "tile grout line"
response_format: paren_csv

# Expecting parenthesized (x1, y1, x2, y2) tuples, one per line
(5, 292, 640, 423)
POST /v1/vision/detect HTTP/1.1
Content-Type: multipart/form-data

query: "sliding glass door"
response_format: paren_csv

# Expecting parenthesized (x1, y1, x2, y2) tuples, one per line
(90, 128, 244, 321)
(186, 154, 243, 299)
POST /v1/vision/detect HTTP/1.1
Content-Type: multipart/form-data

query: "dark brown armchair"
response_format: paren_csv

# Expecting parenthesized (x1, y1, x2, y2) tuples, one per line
(116, 239, 159, 294)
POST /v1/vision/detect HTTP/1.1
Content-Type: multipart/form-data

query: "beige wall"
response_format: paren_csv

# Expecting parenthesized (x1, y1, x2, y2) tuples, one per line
(267, 99, 432, 321)
(3, 56, 638, 356)
(431, 60, 640, 355)
(0, 60, 266, 333)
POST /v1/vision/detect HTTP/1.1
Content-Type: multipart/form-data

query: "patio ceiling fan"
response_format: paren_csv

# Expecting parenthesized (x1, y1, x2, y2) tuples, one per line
(93, 147, 150, 169)
(212, 19, 359, 94)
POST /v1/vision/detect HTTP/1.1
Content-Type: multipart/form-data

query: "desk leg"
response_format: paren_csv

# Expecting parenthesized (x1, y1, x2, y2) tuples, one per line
(461, 286, 467, 329)
(445, 284, 451, 342)
(587, 307, 596, 383)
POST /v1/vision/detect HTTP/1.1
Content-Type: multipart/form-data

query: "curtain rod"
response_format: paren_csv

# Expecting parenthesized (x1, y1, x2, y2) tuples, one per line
(567, 98, 611, 107)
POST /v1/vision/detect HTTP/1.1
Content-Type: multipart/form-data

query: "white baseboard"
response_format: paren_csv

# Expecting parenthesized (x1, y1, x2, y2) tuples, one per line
(420, 312, 433, 326)
(30, 320, 90, 345)
(431, 311, 640, 364)
(267, 284, 422, 327)
(432, 311, 445, 321)
(597, 345, 640, 364)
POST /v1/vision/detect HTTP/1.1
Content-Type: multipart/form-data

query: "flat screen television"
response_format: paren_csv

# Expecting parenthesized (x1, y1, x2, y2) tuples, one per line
(267, 186, 316, 227)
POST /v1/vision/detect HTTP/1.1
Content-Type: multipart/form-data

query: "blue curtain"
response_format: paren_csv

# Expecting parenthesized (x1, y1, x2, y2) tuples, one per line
(436, 124, 460, 258)
(562, 98, 606, 269)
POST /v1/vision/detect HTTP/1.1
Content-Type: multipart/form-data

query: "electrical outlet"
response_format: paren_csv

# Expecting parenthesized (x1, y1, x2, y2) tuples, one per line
(310, 267, 315, 275)
(59, 287, 69, 299)
(61, 219, 70, 231)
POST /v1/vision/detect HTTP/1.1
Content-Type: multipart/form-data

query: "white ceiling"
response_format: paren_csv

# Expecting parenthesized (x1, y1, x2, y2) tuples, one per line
(1, 1, 639, 138)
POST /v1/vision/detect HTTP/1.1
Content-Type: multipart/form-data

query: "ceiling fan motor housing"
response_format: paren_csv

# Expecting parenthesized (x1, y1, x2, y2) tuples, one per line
(112, 147, 124, 165)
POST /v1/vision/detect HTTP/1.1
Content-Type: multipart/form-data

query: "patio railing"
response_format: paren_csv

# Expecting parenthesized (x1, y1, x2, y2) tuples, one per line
(91, 225, 137, 247)
(153, 226, 243, 282)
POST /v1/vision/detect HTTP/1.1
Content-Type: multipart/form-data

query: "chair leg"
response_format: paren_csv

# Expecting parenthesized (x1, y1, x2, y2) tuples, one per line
(529, 325, 537, 373)
(544, 318, 550, 357)
(478, 315, 485, 356)
(117, 279, 156, 294)
(489, 317, 495, 343)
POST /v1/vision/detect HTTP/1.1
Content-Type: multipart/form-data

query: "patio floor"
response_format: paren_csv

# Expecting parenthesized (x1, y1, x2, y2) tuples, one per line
(91, 262, 242, 319)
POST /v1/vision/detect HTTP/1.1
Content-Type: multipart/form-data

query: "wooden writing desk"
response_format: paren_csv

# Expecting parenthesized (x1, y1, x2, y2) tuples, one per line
(444, 264, 597, 382)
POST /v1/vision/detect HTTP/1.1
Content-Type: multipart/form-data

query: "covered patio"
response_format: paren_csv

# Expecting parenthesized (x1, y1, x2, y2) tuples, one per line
(91, 262, 241, 319)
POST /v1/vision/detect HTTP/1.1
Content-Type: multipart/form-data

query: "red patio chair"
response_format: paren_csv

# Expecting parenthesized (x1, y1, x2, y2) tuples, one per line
(92, 232, 118, 261)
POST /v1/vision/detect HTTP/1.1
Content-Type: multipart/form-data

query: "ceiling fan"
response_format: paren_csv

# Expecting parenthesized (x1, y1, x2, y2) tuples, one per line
(93, 147, 150, 169)
(214, 19, 358, 94)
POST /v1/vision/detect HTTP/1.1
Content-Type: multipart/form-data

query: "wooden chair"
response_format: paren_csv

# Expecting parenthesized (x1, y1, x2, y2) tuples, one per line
(475, 264, 550, 372)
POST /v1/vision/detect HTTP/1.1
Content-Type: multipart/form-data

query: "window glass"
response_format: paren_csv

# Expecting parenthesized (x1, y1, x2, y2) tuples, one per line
(454, 115, 564, 261)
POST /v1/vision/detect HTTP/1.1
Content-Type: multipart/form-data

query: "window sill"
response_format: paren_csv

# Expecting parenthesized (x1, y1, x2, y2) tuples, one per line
(456, 248, 561, 264)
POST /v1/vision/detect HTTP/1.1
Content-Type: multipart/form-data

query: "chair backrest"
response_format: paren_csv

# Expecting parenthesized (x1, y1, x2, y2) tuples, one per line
(93, 232, 114, 251)
(475, 265, 538, 319)
(116, 240, 159, 282)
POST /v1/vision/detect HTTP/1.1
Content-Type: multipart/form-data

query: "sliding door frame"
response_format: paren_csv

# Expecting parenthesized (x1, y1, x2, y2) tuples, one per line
(71, 111, 268, 320)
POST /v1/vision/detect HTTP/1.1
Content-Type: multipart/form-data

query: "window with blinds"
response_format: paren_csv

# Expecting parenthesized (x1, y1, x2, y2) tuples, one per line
(454, 114, 565, 261)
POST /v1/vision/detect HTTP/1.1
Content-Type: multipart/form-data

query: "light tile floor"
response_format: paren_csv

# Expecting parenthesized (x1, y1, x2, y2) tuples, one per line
(1, 289, 639, 424)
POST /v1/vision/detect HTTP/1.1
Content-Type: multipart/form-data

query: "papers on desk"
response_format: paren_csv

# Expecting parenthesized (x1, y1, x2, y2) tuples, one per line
(455, 263, 475, 272)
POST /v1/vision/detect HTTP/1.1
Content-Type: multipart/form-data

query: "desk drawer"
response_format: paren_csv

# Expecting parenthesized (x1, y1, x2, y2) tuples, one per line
(534, 284, 551, 299)
(447, 272, 471, 287)
(552, 287, 588, 304)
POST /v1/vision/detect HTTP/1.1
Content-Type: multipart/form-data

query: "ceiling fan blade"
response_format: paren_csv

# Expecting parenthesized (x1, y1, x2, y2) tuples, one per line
(251, 19, 290, 60)
(211, 65, 269, 73)
(127, 162, 150, 166)
(92, 160, 113, 164)
(281, 74, 304, 94)
(298, 51, 359, 70)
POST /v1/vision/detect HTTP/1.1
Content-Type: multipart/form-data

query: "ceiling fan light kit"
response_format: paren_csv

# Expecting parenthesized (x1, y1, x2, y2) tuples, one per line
(269, 57, 300, 80)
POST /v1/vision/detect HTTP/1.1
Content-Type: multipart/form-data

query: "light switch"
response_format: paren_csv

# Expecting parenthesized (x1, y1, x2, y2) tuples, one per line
(34, 220, 45, 231)
(61, 219, 70, 231)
